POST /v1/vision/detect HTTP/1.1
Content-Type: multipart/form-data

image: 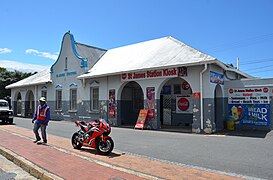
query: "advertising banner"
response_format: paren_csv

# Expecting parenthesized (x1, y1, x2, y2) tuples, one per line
(176, 95, 192, 113)
(228, 87, 270, 126)
(134, 109, 148, 129)
(108, 89, 116, 118)
(210, 71, 224, 85)
(146, 87, 155, 119)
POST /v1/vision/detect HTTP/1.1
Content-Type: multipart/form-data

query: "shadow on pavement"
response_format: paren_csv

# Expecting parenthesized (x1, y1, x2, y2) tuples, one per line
(216, 129, 271, 138)
(0, 122, 14, 125)
(78, 147, 122, 158)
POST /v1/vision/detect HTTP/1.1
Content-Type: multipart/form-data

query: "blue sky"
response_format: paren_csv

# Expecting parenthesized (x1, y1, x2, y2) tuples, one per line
(0, 0, 273, 78)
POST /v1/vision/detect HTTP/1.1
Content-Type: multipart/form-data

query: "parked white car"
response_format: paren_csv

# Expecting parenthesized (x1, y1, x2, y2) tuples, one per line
(0, 99, 13, 124)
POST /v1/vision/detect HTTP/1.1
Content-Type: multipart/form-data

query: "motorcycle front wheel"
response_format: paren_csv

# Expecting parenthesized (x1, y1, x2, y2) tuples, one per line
(71, 132, 82, 149)
(96, 138, 114, 155)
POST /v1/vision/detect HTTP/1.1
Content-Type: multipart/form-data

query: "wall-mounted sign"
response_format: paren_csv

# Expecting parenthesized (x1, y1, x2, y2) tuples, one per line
(210, 71, 224, 85)
(161, 85, 171, 95)
(178, 67, 187, 77)
(182, 81, 190, 90)
(192, 92, 200, 99)
(228, 87, 270, 126)
(176, 95, 192, 113)
(56, 71, 77, 77)
(121, 67, 187, 81)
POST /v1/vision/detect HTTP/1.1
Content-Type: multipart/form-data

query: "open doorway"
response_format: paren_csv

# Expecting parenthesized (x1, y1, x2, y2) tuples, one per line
(15, 92, 22, 116)
(214, 84, 224, 131)
(120, 81, 144, 126)
(159, 77, 193, 132)
(25, 90, 35, 118)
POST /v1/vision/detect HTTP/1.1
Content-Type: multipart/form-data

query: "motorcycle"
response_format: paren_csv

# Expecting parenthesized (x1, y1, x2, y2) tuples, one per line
(71, 118, 114, 155)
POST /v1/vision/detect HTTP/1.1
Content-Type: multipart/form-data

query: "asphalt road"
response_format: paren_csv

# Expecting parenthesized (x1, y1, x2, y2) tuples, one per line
(12, 117, 273, 180)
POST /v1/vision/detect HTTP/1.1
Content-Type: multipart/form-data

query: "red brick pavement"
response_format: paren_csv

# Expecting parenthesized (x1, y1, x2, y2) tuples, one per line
(0, 125, 245, 180)
(0, 129, 143, 180)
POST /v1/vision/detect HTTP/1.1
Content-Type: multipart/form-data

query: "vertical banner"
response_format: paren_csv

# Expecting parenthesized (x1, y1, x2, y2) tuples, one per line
(108, 89, 116, 118)
(146, 87, 155, 119)
(176, 95, 192, 113)
(228, 87, 270, 126)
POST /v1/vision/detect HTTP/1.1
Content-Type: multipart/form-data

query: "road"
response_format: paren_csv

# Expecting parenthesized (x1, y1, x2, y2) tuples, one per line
(13, 117, 273, 180)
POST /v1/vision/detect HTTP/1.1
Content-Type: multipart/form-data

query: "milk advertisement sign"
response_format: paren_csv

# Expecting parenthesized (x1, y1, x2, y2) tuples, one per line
(228, 87, 270, 126)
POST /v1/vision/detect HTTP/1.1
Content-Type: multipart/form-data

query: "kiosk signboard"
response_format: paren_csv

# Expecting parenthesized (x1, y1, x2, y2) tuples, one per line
(228, 87, 270, 126)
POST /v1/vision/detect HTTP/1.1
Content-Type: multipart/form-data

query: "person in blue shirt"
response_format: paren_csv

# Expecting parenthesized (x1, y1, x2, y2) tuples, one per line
(32, 97, 50, 144)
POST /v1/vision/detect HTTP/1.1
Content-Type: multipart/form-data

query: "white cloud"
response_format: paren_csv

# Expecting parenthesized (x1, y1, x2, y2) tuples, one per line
(25, 49, 58, 60)
(0, 60, 49, 73)
(0, 48, 12, 54)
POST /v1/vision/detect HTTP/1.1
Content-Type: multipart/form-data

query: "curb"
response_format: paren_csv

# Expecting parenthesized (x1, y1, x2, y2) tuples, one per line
(0, 145, 63, 180)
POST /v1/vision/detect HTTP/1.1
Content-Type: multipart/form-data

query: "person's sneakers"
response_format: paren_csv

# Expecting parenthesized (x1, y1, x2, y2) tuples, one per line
(33, 139, 41, 143)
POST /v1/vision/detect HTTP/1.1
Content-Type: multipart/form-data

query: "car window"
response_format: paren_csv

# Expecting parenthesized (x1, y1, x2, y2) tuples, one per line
(0, 102, 8, 107)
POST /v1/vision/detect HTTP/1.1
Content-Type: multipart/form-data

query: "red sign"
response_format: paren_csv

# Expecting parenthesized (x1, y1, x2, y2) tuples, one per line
(134, 109, 148, 129)
(147, 109, 155, 119)
(109, 109, 115, 117)
(182, 81, 190, 90)
(177, 98, 190, 111)
(193, 92, 200, 99)
(263, 87, 268, 93)
(121, 68, 179, 81)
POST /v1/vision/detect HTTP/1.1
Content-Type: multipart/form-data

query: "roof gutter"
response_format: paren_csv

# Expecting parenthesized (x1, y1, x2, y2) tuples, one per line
(5, 80, 52, 89)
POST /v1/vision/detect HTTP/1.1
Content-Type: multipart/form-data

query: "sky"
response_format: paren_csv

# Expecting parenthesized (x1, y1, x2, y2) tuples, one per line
(0, 0, 273, 78)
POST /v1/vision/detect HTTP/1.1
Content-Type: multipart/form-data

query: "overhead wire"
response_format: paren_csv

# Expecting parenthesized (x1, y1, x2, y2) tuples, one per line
(240, 58, 273, 66)
(202, 33, 273, 53)
(200, 33, 273, 76)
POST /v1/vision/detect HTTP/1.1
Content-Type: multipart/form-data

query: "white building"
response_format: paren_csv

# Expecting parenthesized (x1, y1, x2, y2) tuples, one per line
(8, 31, 265, 134)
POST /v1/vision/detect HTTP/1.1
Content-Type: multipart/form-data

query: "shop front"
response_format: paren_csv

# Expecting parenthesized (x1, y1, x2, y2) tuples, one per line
(7, 32, 253, 134)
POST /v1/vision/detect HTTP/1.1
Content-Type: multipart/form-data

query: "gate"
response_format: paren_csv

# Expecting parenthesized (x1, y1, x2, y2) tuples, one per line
(162, 95, 172, 125)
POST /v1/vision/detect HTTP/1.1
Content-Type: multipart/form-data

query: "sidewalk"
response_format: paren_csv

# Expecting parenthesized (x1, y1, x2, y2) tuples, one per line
(0, 125, 244, 180)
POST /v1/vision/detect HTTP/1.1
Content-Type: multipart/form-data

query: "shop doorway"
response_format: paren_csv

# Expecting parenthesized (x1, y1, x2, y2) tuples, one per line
(25, 90, 35, 118)
(214, 84, 224, 130)
(120, 81, 144, 126)
(15, 92, 22, 116)
(159, 78, 193, 131)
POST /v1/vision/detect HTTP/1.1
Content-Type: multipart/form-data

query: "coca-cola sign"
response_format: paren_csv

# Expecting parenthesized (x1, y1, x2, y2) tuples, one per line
(177, 98, 189, 111)
(176, 96, 192, 113)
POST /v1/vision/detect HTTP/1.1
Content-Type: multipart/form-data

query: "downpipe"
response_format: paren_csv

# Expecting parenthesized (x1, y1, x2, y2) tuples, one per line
(200, 63, 207, 131)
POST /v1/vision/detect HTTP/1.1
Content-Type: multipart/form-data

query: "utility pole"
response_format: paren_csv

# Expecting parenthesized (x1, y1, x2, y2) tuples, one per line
(237, 57, 240, 70)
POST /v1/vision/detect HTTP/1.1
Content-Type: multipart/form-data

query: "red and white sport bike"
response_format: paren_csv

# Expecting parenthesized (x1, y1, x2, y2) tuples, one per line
(71, 119, 114, 155)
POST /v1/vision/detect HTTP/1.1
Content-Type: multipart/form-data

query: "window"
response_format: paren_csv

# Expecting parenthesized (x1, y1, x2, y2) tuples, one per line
(90, 87, 99, 111)
(56, 90, 62, 110)
(173, 84, 181, 94)
(41, 90, 47, 99)
(64, 57, 68, 71)
(70, 89, 77, 110)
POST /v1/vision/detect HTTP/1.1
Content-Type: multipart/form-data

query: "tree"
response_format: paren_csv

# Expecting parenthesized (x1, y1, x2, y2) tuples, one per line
(0, 67, 36, 99)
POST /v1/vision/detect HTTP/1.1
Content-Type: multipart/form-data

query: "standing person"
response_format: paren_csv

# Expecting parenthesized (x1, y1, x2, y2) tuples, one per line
(32, 97, 50, 144)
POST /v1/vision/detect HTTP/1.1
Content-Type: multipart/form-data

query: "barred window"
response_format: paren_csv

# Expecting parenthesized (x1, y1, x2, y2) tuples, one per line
(90, 87, 99, 111)
(56, 90, 62, 110)
(41, 90, 47, 99)
(70, 89, 77, 110)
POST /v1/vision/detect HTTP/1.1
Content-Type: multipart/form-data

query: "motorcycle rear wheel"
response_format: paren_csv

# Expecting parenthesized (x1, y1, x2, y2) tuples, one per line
(71, 132, 82, 149)
(96, 138, 114, 155)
